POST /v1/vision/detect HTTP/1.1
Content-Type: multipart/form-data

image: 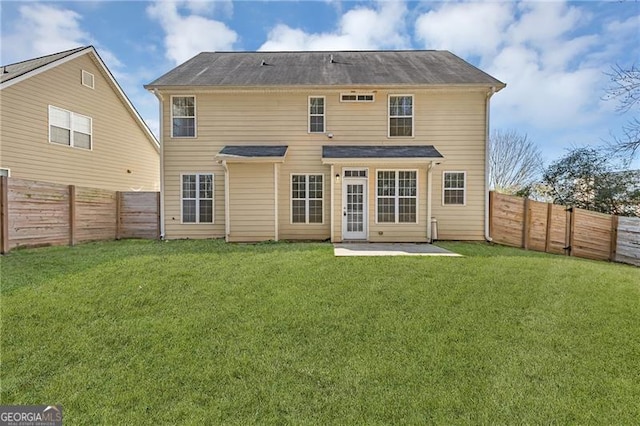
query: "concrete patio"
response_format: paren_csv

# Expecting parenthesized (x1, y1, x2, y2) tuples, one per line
(333, 243, 462, 257)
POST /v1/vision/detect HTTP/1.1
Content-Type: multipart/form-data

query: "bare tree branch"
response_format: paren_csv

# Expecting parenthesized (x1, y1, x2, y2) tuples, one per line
(603, 64, 640, 113)
(489, 129, 544, 194)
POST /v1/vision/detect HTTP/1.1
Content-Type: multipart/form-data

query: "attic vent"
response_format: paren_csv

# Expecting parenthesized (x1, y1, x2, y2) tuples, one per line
(81, 70, 94, 89)
(340, 93, 375, 103)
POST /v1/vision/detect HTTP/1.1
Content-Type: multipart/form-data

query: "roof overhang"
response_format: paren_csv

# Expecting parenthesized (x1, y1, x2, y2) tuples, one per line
(321, 145, 444, 165)
(216, 145, 288, 163)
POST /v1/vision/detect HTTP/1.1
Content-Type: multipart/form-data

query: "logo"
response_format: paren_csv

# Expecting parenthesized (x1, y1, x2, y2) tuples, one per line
(0, 405, 62, 426)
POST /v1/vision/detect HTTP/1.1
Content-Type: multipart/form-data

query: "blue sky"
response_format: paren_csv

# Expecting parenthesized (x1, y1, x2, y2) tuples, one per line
(1, 0, 639, 168)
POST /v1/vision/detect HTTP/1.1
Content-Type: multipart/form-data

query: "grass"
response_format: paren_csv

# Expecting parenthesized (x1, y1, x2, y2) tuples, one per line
(1, 239, 639, 424)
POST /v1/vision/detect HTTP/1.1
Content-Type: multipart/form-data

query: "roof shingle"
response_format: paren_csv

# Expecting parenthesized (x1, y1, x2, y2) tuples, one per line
(145, 50, 505, 88)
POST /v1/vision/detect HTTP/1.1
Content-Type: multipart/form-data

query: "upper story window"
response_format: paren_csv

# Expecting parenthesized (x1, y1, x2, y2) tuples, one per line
(443, 171, 466, 206)
(81, 70, 94, 89)
(49, 106, 92, 150)
(389, 95, 413, 137)
(172, 96, 196, 138)
(308, 96, 325, 133)
(340, 93, 375, 102)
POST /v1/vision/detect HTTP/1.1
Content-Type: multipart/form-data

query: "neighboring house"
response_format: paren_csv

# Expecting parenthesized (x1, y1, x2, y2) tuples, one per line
(145, 51, 505, 242)
(0, 46, 159, 191)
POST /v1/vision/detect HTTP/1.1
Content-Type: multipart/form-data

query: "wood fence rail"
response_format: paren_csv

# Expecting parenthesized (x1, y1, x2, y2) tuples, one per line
(0, 177, 160, 254)
(489, 191, 640, 266)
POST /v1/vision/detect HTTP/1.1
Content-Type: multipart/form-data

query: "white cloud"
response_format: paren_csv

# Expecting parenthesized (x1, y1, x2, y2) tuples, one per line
(415, 2, 513, 57)
(415, 0, 608, 132)
(1, 4, 89, 63)
(147, 1, 237, 65)
(259, 0, 409, 51)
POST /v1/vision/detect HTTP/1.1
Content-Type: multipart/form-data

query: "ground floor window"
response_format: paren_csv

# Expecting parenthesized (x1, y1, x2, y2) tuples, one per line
(377, 170, 417, 223)
(443, 171, 466, 205)
(292, 174, 323, 223)
(181, 173, 213, 223)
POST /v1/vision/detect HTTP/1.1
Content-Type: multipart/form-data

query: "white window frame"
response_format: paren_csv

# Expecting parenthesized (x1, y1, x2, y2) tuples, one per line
(0, 168, 10, 177)
(375, 169, 419, 224)
(48, 105, 93, 150)
(290, 173, 324, 224)
(340, 93, 375, 103)
(442, 171, 467, 206)
(180, 173, 214, 224)
(171, 95, 197, 138)
(308, 96, 326, 134)
(81, 70, 95, 89)
(388, 94, 414, 138)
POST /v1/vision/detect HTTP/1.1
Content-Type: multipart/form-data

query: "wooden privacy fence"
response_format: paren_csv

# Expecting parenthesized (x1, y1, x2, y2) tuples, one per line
(0, 177, 160, 254)
(490, 191, 640, 266)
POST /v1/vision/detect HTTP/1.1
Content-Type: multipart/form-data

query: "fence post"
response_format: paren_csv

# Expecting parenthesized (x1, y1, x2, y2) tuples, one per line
(522, 198, 530, 249)
(610, 215, 619, 261)
(156, 192, 161, 239)
(0, 176, 8, 254)
(115, 191, 122, 240)
(566, 207, 575, 256)
(544, 202, 553, 253)
(69, 185, 76, 246)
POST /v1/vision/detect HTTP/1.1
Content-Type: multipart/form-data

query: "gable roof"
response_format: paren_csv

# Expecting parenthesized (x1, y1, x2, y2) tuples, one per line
(145, 50, 505, 89)
(0, 46, 87, 84)
(1, 46, 159, 152)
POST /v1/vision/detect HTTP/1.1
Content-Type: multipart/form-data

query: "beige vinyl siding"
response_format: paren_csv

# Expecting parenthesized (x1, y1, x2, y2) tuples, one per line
(161, 89, 487, 241)
(227, 163, 275, 242)
(0, 54, 159, 191)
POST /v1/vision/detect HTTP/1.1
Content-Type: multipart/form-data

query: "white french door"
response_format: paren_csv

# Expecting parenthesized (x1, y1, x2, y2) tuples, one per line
(342, 178, 368, 240)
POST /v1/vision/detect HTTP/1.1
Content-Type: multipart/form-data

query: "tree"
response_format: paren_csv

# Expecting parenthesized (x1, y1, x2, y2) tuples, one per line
(488, 129, 543, 195)
(542, 147, 640, 216)
(604, 64, 640, 159)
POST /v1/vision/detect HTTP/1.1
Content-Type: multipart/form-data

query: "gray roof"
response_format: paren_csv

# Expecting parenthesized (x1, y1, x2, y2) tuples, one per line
(1, 46, 88, 83)
(218, 145, 288, 157)
(322, 145, 443, 159)
(145, 51, 505, 88)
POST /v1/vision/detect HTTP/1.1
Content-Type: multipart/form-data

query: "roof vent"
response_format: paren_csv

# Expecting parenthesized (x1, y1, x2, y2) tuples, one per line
(261, 60, 268, 66)
(329, 54, 335, 64)
(2, 66, 7, 74)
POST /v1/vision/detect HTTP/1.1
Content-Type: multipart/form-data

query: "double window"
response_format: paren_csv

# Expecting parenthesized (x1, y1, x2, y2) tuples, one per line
(376, 170, 417, 223)
(181, 173, 213, 223)
(172, 96, 196, 138)
(443, 172, 466, 205)
(389, 95, 413, 137)
(291, 174, 323, 223)
(308, 96, 325, 133)
(49, 106, 92, 150)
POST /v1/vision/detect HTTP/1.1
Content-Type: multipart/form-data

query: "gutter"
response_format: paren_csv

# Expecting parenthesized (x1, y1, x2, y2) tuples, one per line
(485, 86, 496, 242)
(152, 89, 165, 239)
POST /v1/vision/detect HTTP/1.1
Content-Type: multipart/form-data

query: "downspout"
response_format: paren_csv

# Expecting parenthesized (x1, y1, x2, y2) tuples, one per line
(274, 163, 279, 241)
(485, 87, 496, 242)
(221, 160, 230, 242)
(330, 164, 335, 242)
(427, 161, 434, 242)
(152, 89, 165, 239)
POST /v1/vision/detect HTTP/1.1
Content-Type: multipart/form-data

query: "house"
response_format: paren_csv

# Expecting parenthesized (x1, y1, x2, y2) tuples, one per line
(0, 46, 159, 191)
(144, 51, 505, 242)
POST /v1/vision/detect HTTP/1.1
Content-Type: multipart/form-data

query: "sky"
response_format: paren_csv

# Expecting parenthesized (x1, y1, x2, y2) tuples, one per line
(1, 0, 639, 168)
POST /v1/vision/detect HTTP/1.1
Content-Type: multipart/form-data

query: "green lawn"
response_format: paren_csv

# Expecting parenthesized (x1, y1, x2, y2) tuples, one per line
(1, 240, 639, 424)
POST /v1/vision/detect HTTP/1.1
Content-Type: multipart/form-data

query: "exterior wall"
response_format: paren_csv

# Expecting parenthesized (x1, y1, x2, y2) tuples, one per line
(228, 163, 275, 242)
(0, 54, 159, 191)
(161, 88, 487, 241)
